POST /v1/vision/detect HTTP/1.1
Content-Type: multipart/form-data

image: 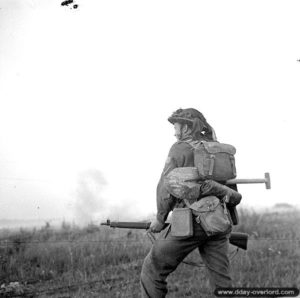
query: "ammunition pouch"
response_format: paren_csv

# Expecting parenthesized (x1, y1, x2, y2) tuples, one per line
(171, 208, 193, 237)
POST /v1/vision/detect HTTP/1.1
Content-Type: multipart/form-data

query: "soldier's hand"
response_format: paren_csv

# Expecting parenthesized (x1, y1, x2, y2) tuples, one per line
(149, 219, 165, 233)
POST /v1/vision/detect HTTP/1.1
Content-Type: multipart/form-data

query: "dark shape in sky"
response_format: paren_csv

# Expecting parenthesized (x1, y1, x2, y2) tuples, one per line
(61, 0, 74, 7)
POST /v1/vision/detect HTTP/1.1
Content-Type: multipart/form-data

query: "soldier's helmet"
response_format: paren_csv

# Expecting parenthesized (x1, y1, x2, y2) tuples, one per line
(168, 108, 216, 141)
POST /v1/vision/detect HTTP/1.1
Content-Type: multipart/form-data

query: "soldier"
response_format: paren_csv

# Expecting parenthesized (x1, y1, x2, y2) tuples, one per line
(140, 108, 233, 297)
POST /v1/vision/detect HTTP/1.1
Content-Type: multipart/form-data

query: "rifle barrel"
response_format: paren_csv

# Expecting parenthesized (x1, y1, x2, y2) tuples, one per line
(101, 220, 248, 250)
(101, 220, 151, 229)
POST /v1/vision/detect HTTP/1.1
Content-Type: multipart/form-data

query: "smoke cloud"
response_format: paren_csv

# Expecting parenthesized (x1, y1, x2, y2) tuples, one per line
(73, 169, 154, 226)
(74, 169, 107, 225)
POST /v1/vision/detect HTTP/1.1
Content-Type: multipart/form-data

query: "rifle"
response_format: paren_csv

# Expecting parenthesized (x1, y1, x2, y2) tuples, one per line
(101, 220, 248, 250)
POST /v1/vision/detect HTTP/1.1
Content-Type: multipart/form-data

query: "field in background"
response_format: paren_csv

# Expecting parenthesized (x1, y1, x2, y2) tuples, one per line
(0, 208, 299, 297)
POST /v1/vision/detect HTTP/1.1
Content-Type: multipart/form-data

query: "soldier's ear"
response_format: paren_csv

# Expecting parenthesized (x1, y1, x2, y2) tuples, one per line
(181, 124, 187, 133)
(182, 123, 192, 134)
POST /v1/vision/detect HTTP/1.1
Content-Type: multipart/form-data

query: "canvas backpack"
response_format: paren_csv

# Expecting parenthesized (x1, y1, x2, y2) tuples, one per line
(193, 141, 237, 181)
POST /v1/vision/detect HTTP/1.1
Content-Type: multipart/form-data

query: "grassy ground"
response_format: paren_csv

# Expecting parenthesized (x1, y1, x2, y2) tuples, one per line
(0, 209, 299, 297)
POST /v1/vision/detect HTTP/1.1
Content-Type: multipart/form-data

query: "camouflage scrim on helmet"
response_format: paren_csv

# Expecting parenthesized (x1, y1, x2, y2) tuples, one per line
(168, 108, 216, 141)
(168, 108, 195, 126)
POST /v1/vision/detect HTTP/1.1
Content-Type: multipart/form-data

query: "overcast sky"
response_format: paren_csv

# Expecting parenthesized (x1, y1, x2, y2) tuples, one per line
(1, 0, 299, 225)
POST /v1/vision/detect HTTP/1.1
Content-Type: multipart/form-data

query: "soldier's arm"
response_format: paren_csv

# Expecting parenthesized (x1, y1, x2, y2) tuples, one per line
(156, 157, 177, 224)
(156, 142, 193, 224)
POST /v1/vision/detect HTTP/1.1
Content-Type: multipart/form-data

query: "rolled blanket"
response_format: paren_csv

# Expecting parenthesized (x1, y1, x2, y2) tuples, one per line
(200, 180, 242, 207)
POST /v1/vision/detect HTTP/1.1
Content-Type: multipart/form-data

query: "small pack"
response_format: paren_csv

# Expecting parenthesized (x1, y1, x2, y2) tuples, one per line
(186, 196, 232, 236)
(194, 141, 237, 181)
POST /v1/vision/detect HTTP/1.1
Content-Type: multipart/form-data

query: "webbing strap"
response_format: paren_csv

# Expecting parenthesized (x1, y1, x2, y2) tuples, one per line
(208, 154, 215, 176)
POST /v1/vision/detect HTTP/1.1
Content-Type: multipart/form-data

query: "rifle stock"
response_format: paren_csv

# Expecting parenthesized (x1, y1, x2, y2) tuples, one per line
(101, 220, 248, 250)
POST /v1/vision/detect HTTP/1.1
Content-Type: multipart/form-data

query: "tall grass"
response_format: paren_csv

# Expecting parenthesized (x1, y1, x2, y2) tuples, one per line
(0, 209, 299, 297)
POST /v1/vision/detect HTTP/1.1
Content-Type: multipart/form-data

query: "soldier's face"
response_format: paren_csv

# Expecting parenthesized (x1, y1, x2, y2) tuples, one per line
(174, 123, 182, 140)
(174, 122, 192, 140)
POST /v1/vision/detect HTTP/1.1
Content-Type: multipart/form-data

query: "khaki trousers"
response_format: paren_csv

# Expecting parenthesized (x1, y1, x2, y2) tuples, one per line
(140, 220, 232, 297)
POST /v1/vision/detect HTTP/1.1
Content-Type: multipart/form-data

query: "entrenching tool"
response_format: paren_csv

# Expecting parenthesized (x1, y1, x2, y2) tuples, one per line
(226, 172, 271, 189)
(185, 172, 271, 189)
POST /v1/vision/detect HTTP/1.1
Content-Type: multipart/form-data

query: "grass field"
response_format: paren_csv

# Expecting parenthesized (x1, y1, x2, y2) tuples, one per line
(0, 208, 299, 297)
